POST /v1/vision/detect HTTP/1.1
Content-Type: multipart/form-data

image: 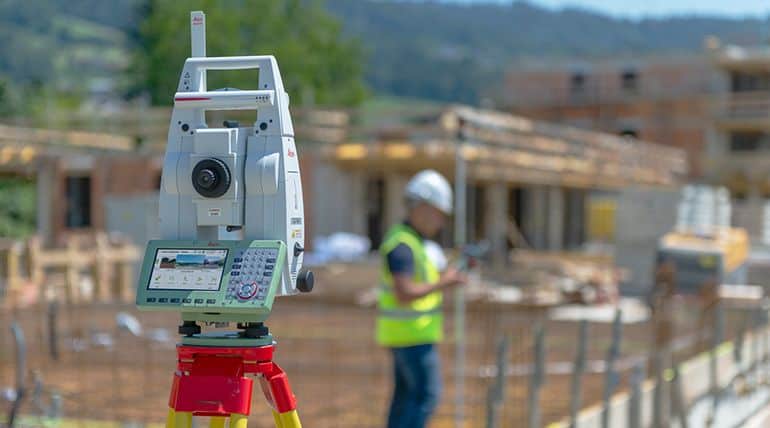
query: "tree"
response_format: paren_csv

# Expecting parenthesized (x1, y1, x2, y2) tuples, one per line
(133, 0, 366, 107)
(0, 178, 36, 238)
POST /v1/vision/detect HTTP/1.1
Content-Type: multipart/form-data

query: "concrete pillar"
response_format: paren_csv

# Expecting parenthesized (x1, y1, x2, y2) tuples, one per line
(524, 186, 548, 250)
(349, 171, 367, 236)
(564, 189, 586, 249)
(385, 174, 408, 228)
(484, 182, 509, 268)
(36, 157, 56, 245)
(748, 178, 764, 239)
(547, 187, 565, 251)
(91, 158, 106, 231)
(37, 156, 65, 245)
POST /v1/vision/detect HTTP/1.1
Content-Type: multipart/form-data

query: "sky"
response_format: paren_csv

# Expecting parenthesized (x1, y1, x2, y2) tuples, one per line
(449, 0, 770, 18)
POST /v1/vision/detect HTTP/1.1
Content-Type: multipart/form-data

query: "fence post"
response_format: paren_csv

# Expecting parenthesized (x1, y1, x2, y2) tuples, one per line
(569, 320, 588, 428)
(752, 306, 762, 391)
(709, 300, 725, 423)
(47, 300, 59, 361)
(628, 361, 644, 428)
(601, 309, 623, 428)
(759, 297, 770, 385)
(671, 365, 689, 428)
(652, 350, 665, 428)
(528, 322, 545, 428)
(485, 334, 512, 428)
(8, 322, 27, 428)
(734, 313, 747, 371)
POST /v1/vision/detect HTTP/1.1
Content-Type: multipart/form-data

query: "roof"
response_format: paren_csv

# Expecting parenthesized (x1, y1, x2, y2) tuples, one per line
(329, 105, 688, 189)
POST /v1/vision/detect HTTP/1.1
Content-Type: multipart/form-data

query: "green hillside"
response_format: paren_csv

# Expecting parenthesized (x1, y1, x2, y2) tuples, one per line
(0, 0, 768, 109)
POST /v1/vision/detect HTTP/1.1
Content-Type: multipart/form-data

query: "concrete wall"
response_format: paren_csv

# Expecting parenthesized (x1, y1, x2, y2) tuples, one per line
(614, 187, 680, 295)
(310, 161, 366, 239)
(104, 193, 160, 248)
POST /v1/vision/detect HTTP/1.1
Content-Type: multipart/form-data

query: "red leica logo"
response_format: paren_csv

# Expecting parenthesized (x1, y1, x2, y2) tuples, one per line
(287, 149, 295, 158)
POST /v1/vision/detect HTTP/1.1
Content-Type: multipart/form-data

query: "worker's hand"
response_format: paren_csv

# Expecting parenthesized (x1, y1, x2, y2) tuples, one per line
(439, 266, 468, 289)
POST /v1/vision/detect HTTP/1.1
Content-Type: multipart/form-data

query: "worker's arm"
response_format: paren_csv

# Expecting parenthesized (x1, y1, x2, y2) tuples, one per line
(391, 267, 467, 305)
(386, 243, 467, 305)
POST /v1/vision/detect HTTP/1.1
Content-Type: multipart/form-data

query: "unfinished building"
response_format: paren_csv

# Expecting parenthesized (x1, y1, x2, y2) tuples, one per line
(310, 105, 687, 265)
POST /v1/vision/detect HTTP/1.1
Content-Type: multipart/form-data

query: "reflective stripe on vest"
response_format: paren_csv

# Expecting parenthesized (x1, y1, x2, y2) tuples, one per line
(378, 307, 443, 319)
(376, 224, 443, 347)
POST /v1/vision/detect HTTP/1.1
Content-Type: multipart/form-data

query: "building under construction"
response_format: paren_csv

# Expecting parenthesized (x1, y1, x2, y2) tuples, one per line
(500, 40, 770, 241)
(309, 105, 686, 265)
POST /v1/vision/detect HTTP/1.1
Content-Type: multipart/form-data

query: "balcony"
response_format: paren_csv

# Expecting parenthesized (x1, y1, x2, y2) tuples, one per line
(716, 91, 770, 130)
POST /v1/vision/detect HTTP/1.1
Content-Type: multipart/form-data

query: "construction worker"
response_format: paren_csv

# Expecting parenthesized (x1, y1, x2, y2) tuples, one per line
(377, 169, 468, 428)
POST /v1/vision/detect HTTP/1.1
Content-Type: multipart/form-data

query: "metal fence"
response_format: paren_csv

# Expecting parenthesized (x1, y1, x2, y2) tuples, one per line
(0, 295, 764, 428)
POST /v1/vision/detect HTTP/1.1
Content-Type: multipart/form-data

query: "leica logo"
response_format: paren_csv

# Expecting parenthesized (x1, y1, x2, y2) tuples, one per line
(192, 16, 204, 25)
(207, 242, 220, 247)
(287, 149, 295, 158)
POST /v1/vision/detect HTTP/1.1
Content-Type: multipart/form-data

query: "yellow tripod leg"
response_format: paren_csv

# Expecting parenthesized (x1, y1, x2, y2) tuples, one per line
(210, 416, 226, 428)
(166, 408, 176, 428)
(174, 411, 193, 428)
(272, 411, 284, 428)
(273, 410, 302, 428)
(229, 414, 248, 428)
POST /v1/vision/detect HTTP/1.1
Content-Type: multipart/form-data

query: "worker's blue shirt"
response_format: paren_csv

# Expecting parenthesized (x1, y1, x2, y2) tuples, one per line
(386, 243, 415, 276)
(385, 221, 424, 276)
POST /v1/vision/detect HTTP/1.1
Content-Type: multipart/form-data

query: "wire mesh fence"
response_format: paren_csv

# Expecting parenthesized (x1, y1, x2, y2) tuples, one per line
(0, 293, 762, 428)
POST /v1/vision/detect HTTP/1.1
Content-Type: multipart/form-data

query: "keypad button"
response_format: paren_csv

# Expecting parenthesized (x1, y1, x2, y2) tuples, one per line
(170, 298, 180, 303)
(194, 299, 204, 304)
(146, 297, 157, 303)
(206, 299, 216, 304)
(158, 298, 168, 303)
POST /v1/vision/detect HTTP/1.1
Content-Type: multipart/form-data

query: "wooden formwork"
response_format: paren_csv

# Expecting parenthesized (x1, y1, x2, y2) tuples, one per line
(0, 232, 140, 308)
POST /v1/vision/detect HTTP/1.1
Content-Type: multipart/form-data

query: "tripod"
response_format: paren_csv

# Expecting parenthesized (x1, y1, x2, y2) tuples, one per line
(165, 339, 301, 428)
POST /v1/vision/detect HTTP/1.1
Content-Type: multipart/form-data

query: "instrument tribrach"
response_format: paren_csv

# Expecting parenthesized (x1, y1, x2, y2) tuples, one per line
(136, 11, 313, 428)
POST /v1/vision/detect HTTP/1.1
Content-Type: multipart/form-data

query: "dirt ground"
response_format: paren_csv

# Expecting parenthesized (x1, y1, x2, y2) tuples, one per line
(0, 262, 753, 427)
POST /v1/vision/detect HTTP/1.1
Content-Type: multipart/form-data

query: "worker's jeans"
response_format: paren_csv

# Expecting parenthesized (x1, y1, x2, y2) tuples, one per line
(387, 344, 442, 428)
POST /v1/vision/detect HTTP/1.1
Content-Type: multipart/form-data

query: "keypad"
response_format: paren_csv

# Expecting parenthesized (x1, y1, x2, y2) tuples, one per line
(226, 247, 278, 303)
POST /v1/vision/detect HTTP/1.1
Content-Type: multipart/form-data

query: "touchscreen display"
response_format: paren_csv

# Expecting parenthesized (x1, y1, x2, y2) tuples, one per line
(147, 248, 228, 291)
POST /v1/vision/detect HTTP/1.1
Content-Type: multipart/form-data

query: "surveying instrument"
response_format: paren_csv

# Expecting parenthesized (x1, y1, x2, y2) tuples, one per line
(136, 11, 313, 428)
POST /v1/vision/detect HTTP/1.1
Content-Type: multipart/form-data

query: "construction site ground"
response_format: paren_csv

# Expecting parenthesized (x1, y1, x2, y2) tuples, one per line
(0, 261, 750, 427)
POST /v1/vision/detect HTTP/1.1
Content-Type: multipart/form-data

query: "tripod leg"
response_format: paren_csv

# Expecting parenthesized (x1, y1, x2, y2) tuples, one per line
(259, 362, 302, 428)
(210, 416, 226, 428)
(174, 411, 192, 428)
(272, 410, 283, 428)
(229, 414, 248, 428)
(273, 410, 301, 428)
(166, 408, 176, 428)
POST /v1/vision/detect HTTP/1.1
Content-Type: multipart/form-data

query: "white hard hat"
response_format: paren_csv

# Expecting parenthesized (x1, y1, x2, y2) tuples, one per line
(404, 170, 453, 214)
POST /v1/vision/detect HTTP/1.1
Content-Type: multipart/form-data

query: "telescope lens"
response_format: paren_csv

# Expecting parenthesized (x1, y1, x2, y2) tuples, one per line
(191, 158, 231, 198)
(196, 169, 217, 189)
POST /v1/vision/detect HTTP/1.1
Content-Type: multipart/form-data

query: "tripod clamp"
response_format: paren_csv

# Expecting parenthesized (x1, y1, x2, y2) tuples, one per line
(166, 343, 301, 428)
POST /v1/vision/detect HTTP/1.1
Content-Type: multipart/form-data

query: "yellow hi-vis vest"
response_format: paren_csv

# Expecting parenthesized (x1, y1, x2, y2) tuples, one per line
(376, 224, 443, 347)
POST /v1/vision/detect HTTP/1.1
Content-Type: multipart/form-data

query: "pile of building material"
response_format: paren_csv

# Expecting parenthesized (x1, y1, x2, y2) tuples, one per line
(502, 251, 623, 306)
